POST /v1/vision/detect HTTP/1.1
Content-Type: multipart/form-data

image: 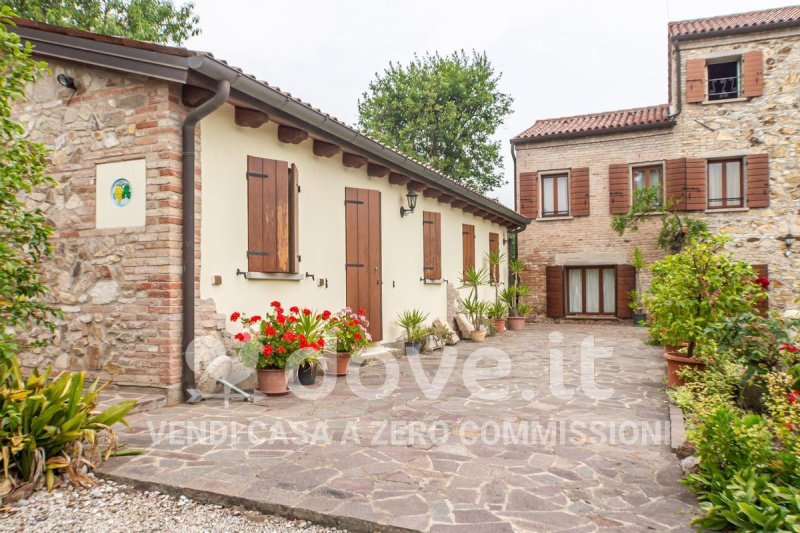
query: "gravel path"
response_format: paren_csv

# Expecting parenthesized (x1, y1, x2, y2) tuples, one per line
(0, 477, 348, 533)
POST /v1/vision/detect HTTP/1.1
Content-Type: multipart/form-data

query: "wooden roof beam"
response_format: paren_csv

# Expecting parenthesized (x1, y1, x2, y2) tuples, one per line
(234, 107, 269, 128)
(407, 180, 426, 192)
(342, 152, 368, 169)
(181, 85, 214, 107)
(422, 188, 442, 198)
(313, 139, 340, 158)
(389, 172, 409, 185)
(367, 163, 390, 178)
(277, 125, 308, 144)
(437, 194, 454, 204)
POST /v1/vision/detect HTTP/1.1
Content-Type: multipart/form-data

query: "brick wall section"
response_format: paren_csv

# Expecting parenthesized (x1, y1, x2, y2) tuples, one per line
(516, 29, 800, 316)
(15, 58, 188, 401)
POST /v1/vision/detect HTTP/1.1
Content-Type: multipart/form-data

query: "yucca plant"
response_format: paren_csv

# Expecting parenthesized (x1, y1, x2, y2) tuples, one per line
(460, 267, 489, 302)
(0, 358, 135, 500)
(394, 309, 429, 342)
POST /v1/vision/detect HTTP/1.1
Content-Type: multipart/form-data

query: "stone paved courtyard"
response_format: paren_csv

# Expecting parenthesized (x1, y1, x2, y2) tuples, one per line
(102, 324, 696, 532)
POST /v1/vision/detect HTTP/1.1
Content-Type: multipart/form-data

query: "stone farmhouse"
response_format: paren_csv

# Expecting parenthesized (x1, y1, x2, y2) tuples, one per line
(11, 19, 528, 403)
(513, 5, 800, 319)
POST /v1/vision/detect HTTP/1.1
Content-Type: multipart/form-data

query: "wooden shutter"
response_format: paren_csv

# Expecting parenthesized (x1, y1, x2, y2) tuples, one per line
(462, 224, 475, 274)
(685, 158, 706, 211)
(570, 167, 590, 216)
(742, 50, 764, 98)
(616, 265, 635, 319)
(489, 232, 500, 282)
(685, 58, 706, 103)
(422, 211, 441, 280)
(545, 266, 564, 318)
(746, 153, 769, 208)
(246, 155, 296, 273)
(519, 172, 538, 219)
(666, 158, 687, 211)
(609, 164, 629, 214)
(752, 264, 769, 315)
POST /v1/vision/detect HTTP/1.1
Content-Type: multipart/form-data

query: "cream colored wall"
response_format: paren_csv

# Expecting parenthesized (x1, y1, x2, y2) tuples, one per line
(200, 104, 507, 343)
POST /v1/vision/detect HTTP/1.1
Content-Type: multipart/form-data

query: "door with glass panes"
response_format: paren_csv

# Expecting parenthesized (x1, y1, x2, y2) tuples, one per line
(566, 266, 616, 315)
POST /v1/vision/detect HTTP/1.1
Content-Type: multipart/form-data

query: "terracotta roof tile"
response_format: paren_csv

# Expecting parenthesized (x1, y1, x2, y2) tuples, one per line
(669, 5, 800, 37)
(513, 104, 673, 141)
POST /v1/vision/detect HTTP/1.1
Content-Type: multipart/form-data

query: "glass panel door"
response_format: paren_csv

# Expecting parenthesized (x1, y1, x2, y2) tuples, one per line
(602, 268, 616, 314)
(585, 268, 600, 313)
(568, 269, 582, 314)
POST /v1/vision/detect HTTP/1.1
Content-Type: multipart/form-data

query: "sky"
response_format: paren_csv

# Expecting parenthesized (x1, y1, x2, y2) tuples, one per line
(185, 0, 789, 207)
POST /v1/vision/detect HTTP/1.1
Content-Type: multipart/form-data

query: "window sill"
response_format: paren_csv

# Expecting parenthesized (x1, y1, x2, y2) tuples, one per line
(701, 97, 749, 105)
(243, 272, 304, 281)
(564, 315, 618, 320)
(421, 278, 446, 285)
(705, 207, 749, 214)
(536, 215, 573, 222)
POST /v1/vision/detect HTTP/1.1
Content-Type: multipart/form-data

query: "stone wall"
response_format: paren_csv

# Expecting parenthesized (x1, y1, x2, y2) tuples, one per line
(15, 58, 188, 402)
(515, 28, 800, 316)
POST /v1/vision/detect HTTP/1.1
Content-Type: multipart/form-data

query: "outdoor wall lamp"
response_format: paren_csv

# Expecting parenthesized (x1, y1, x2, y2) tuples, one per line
(57, 73, 77, 90)
(784, 232, 795, 257)
(400, 189, 418, 217)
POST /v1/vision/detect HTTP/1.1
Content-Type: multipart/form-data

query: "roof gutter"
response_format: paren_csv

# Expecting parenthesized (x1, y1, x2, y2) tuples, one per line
(181, 74, 232, 402)
(509, 120, 675, 146)
(186, 56, 528, 227)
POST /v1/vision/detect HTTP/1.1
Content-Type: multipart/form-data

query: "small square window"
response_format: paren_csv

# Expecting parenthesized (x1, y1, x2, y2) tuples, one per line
(707, 60, 740, 101)
(541, 173, 569, 217)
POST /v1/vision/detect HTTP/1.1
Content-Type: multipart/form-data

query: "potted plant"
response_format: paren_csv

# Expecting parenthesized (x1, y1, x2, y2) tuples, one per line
(630, 247, 647, 326)
(394, 309, 428, 355)
(487, 300, 508, 334)
(502, 259, 530, 330)
(232, 302, 329, 395)
(646, 235, 765, 387)
(461, 295, 489, 342)
(485, 249, 506, 300)
(329, 307, 371, 376)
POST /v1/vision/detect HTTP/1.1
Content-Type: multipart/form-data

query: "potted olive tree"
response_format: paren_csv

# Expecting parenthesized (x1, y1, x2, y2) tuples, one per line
(394, 309, 428, 355)
(646, 235, 764, 387)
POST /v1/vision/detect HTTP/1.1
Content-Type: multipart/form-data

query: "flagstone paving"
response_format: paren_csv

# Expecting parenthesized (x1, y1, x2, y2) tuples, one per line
(103, 324, 697, 532)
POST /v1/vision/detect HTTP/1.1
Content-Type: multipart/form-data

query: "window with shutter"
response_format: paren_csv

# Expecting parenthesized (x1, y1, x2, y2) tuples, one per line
(519, 172, 537, 219)
(746, 153, 769, 208)
(742, 50, 764, 98)
(462, 224, 475, 274)
(422, 211, 441, 280)
(616, 265, 635, 319)
(246, 155, 299, 273)
(570, 167, 590, 217)
(609, 163, 630, 214)
(665, 158, 706, 211)
(541, 173, 569, 217)
(708, 158, 743, 209)
(685, 58, 706, 103)
(489, 232, 500, 282)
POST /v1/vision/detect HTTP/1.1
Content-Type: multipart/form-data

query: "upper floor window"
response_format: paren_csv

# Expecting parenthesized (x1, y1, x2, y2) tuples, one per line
(708, 158, 743, 209)
(707, 59, 740, 101)
(632, 164, 663, 206)
(541, 173, 569, 217)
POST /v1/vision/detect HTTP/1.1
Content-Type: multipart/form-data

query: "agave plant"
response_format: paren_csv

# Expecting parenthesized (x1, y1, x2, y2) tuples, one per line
(0, 358, 135, 500)
(394, 309, 429, 342)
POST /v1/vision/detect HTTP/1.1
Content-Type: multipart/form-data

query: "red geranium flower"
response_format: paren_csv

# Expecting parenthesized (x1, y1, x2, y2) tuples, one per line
(317, 338, 325, 347)
(282, 331, 296, 342)
(780, 343, 799, 353)
(249, 315, 261, 324)
(230, 312, 240, 322)
(354, 333, 362, 340)
(289, 306, 300, 314)
(262, 345, 273, 356)
(302, 308, 312, 316)
(321, 310, 331, 320)
(265, 326, 276, 336)
(289, 316, 298, 323)
(277, 346, 285, 354)
(276, 315, 286, 325)
(786, 423, 797, 431)
(755, 277, 770, 289)
(789, 390, 799, 404)
(358, 308, 366, 315)
(270, 300, 281, 308)
(234, 332, 245, 342)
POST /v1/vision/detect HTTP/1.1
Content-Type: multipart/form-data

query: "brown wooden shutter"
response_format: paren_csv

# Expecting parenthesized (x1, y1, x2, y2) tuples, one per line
(666, 158, 688, 211)
(545, 266, 564, 318)
(519, 172, 538, 219)
(246, 155, 294, 273)
(609, 163, 630, 214)
(489, 232, 500, 282)
(746, 153, 770, 208)
(462, 224, 475, 274)
(742, 50, 764, 98)
(570, 167, 590, 216)
(685, 58, 706, 103)
(616, 264, 635, 319)
(288, 163, 299, 273)
(685, 158, 707, 211)
(752, 264, 769, 315)
(422, 211, 441, 280)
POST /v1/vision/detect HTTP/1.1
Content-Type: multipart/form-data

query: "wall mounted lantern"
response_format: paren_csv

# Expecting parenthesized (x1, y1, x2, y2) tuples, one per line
(400, 190, 418, 217)
(57, 73, 77, 90)
(784, 232, 795, 257)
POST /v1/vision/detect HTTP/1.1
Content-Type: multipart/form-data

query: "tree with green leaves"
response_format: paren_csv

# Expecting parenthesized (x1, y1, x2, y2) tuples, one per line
(611, 185, 708, 253)
(358, 50, 512, 194)
(0, 0, 199, 44)
(0, 8, 60, 366)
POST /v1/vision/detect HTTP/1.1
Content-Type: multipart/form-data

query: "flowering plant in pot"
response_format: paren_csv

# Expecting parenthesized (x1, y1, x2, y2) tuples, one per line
(329, 307, 370, 375)
(486, 300, 508, 334)
(646, 235, 764, 387)
(231, 301, 329, 394)
(394, 309, 428, 356)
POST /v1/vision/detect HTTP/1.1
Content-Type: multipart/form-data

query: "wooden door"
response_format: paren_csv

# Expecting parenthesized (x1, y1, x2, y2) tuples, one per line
(345, 187, 382, 341)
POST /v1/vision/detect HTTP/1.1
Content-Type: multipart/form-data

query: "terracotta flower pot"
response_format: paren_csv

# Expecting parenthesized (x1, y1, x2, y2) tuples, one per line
(664, 345, 705, 388)
(471, 330, 487, 342)
(507, 317, 525, 331)
(257, 368, 289, 395)
(494, 319, 506, 334)
(331, 351, 351, 376)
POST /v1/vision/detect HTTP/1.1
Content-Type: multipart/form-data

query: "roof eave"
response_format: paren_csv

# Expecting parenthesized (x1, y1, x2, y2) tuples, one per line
(511, 120, 676, 146)
(670, 18, 800, 42)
